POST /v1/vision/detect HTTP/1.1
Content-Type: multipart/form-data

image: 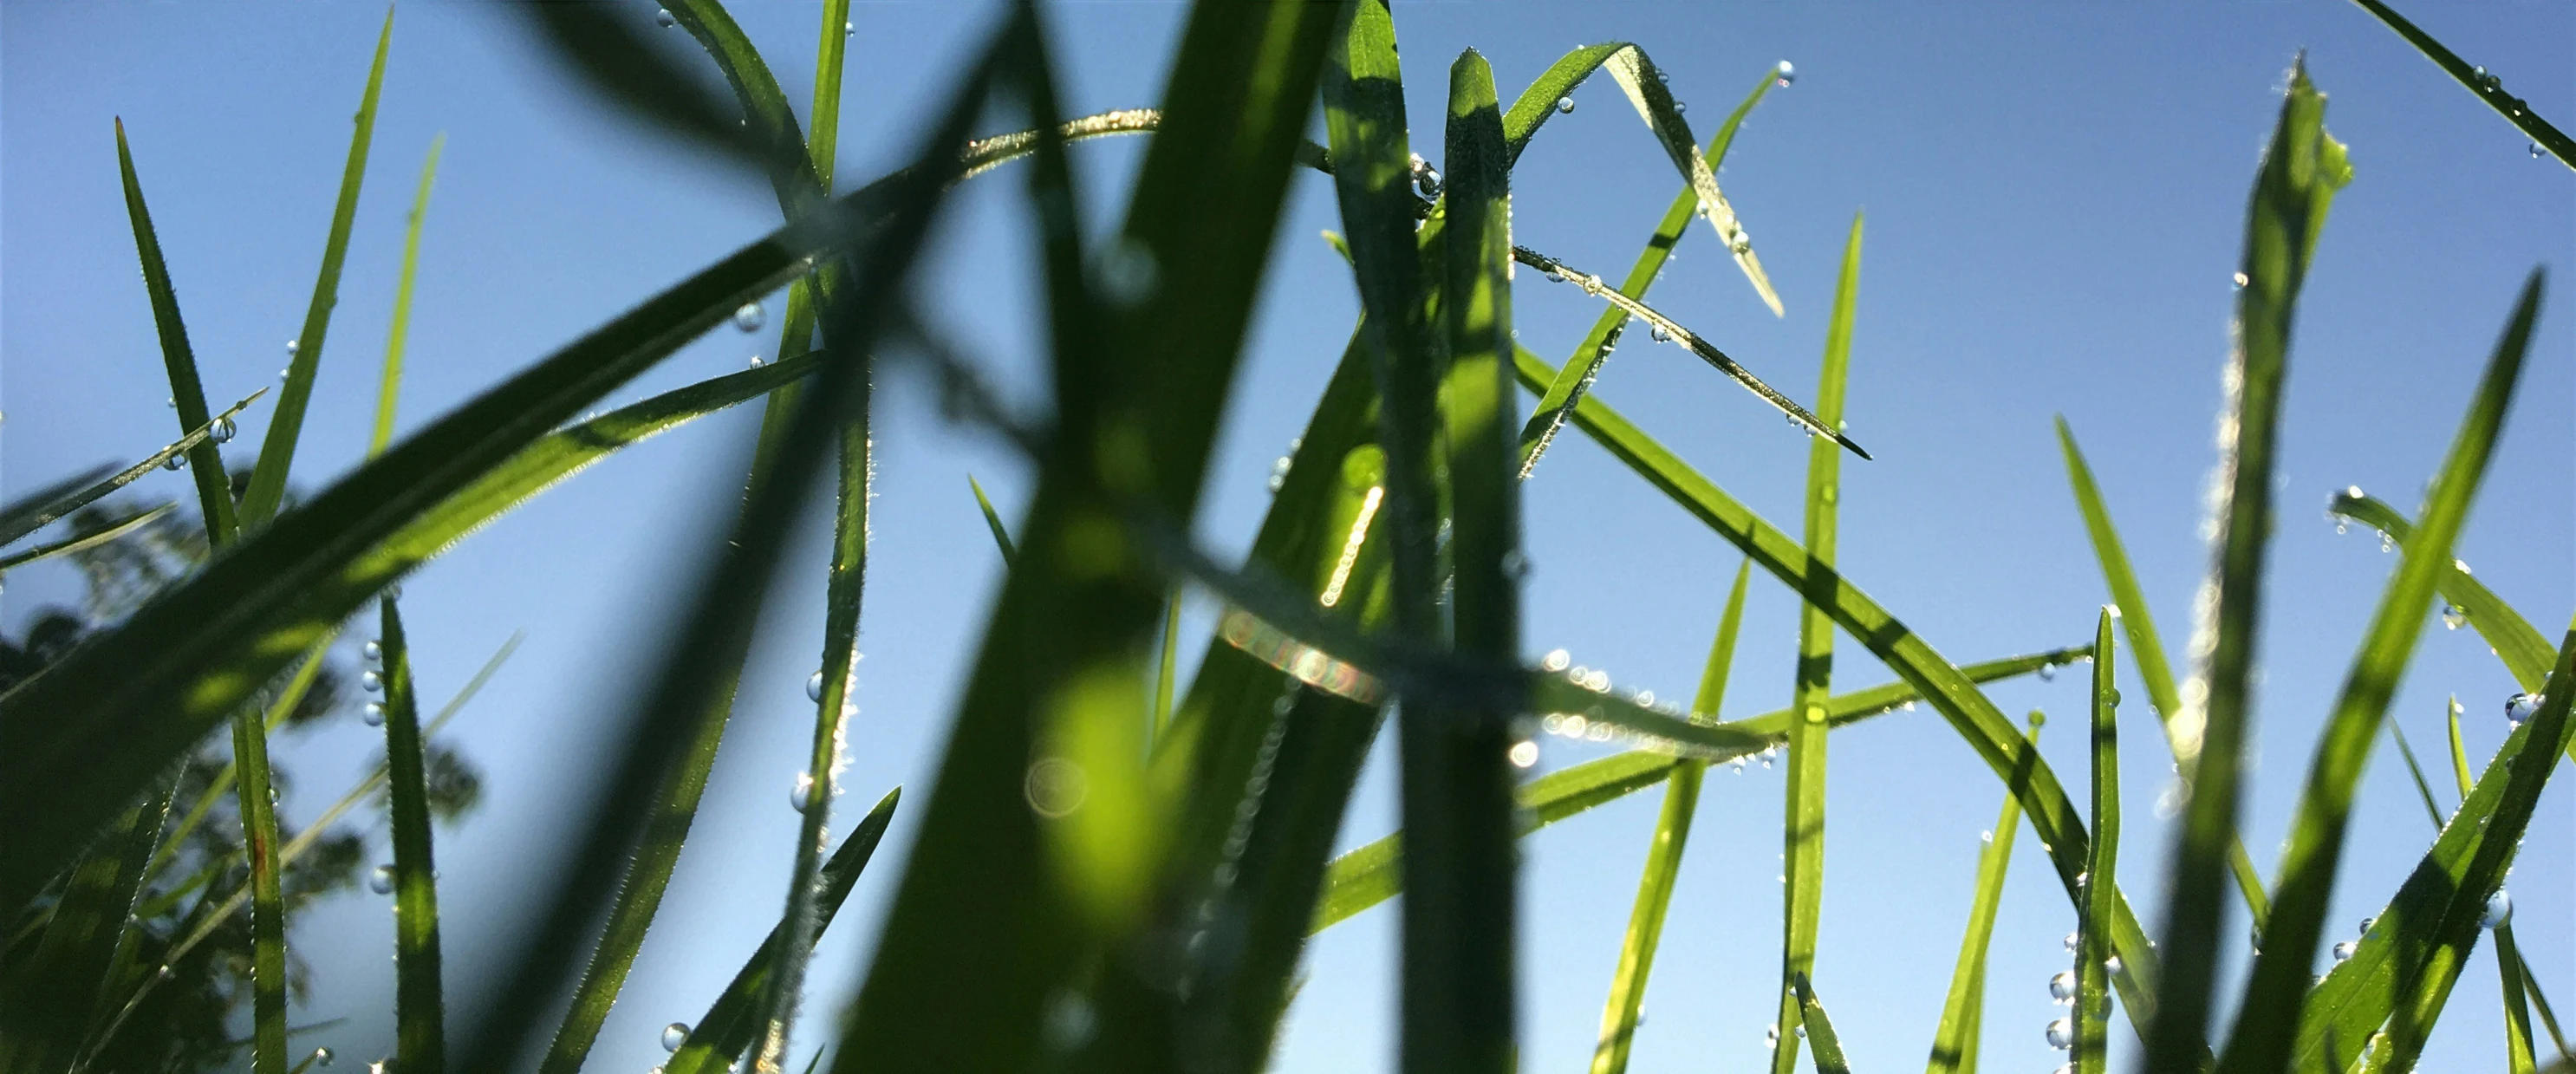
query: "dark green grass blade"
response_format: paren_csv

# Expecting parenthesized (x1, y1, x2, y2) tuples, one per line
(1792, 975, 1854, 1074)
(661, 788, 898, 1074)
(230, 682, 289, 1074)
(0, 504, 174, 574)
(2286, 619, 2576, 1073)
(1512, 345, 2186, 1051)
(379, 599, 446, 1074)
(969, 475, 1018, 564)
(2391, 710, 2449, 826)
(0, 393, 262, 551)
(663, 0, 827, 218)
(114, 120, 238, 546)
(1926, 713, 2044, 1074)
(374, 135, 444, 459)
(2058, 419, 2271, 927)
(2346, 0, 2573, 167)
(2076, 609, 2121, 1074)
(2502, 925, 2542, 1074)
(1519, 64, 1780, 478)
(0, 464, 117, 545)
(2328, 488, 2553, 693)
(2215, 271, 2539, 1074)
(241, 9, 393, 528)
(1314, 647, 2084, 933)
(2150, 64, 2351, 1072)
(0, 772, 175, 1074)
(1154, 592, 1181, 741)
(2394, 705, 2551, 1071)
(1771, 212, 1860, 1074)
(1590, 559, 1747, 1074)
(147, 633, 339, 881)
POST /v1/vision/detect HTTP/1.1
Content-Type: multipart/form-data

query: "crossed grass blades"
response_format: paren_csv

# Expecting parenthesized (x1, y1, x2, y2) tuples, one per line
(0, 3, 2565, 1073)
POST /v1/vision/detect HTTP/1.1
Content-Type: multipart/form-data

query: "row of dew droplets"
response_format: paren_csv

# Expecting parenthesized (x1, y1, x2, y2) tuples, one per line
(792, 659, 862, 812)
(2463, 64, 2551, 159)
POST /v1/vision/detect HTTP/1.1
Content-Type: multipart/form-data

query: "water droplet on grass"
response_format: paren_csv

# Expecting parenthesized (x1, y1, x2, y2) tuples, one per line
(2064, 931, 2080, 954)
(2046, 1018, 2074, 1050)
(361, 671, 384, 693)
(655, 8, 675, 27)
(662, 1023, 689, 1051)
(1542, 649, 1571, 672)
(733, 302, 765, 332)
(314, 1047, 335, 1066)
(2232, 271, 2249, 290)
(790, 771, 816, 811)
(2505, 693, 2539, 727)
(2442, 603, 2469, 629)
(2483, 888, 2513, 928)
(2050, 970, 2076, 1001)
(362, 703, 385, 727)
(808, 671, 827, 702)
(1775, 61, 1797, 87)
(364, 641, 382, 661)
(2332, 941, 2357, 962)
(162, 455, 185, 472)
(210, 418, 236, 444)
(1555, 96, 1575, 114)
(286, 339, 301, 358)
(369, 864, 395, 895)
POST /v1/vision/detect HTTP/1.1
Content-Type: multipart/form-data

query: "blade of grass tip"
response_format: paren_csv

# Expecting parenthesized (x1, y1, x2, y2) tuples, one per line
(114, 120, 237, 546)
(2328, 487, 2554, 694)
(2075, 609, 2121, 1074)
(240, 8, 394, 528)
(1792, 974, 1855, 1074)
(662, 789, 899, 1074)
(229, 684, 289, 1074)
(1597, 46, 1781, 316)
(2292, 618, 2576, 1074)
(379, 599, 446, 1074)
(1926, 712, 2045, 1074)
(2449, 693, 2475, 797)
(1519, 63, 1782, 478)
(1509, 344, 2187, 1052)
(0, 503, 176, 575)
(0, 770, 177, 1074)
(1590, 558, 1749, 1074)
(374, 135, 444, 459)
(1771, 212, 1861, 1074)
(968, 475, 1018, 564)
(0, 392, 264, 550)
(2345, 0, 2573, 167)
(2388, 713, 2449, 827)
(2501, 924, 2542, 1074)
(2216, 271, 2539, 1074)
(2058, 419, 2272, 928)
(663, 0, 826, 219)
(2149, 60, 2351, 1073)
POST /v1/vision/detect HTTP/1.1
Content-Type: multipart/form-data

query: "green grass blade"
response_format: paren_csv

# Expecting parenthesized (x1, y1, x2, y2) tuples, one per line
(2150, 63, 2351, 1072)
(2389, 712, 2449, 826)
(2328, 488, 2553, 693)
(147, 633, 340, 880)
(1590, 559, 1748, 1074)
(2057, 419, 2272, 928)
(2076, 609, 2121, 1074)
(0, 504, 174, 574)
(1792, 974, 1855, 1074)
(2449, 693, 2475, 796)
(0, 392, 263, 550)
(2215, 271, 2538, 1074)
(1512, 343, 2187, 1052)
(374, 135, 444, 459)
(2502, 924, 2542, 1074)
(0, 464, 117, 544)
(114, 120, 238, 546)
(2345, 0, 2573, 167)
(378, 599, 446, 1074)
(1153, 591, 1181, 741)
(1926, 713, 2044, 1074)
(2287, 618, 2576, 1073)
(229, 682, 291, 1074)
(2389, 713, 2552, 1072)
(969, 475, 1018, 564)
(1519, 64, 1781, 478)
(0, 771, 175, 1074)
(663, 0, 826, 218)
(1772, 212, 1861, 1074)
(661, 789, 900, 1074)
(241, 8, 393, 528)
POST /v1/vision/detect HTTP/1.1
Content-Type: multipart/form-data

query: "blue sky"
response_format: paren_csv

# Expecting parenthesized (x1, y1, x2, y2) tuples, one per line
(3, 3, 2569, 1072)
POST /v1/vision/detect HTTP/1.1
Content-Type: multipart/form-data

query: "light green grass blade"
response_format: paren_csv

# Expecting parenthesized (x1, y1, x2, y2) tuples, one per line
(2057, 419, 2271, 928)
(1510, 344, 2186, 1053)
(2345, 0, 2573, 167)
(2393, 706, 2553, 1073)
(1792, 974, 1855, 1074)
(0, 771, 175, 1074)
(1519, 64, 1782, 478)
(2390, 712, 2449, 826)
(1590, 559, 1748, 1074)
(661, 788, 898, 1074)
(0, 504, 174, 575)
(241, 9, 393, 527)
(229, 677, 289, 1074)
(114, 120, 238, 546)
(2215, 271, 2538, 1074)
(2501, 925, 2542, 1074)
(374, 135, 444, 459)
(2327, 488, 2553, 693)
(2449, 694, 2475, 797)
(2075, 609, 2121, 1074)
(969, 475, 1018, 564)
(378, 599, 446, 1074)
(2286, 618, 2576, 1073)
(2150, 63, 2351, 1072)
(1925, 713, 2044, 1074)
(1772, 212, 1861, 1074)
(0, 392, 262, 551)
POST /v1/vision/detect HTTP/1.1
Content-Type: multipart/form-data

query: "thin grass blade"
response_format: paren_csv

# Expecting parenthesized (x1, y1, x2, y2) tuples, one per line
(2389, 713, 2449, 826)
(2076, 609, 2122, 1074)
(374, 135, 444, 458)
(379, 599, 446, 1074)
(0, 393, 263, 550)
(2501, 924, 2542, 1074)
(969, 475, 1018, 564)
(229, 681, 289, 1074)
(114, 120, 238, 545)
(2345, 0, 2573, 167)
(0, 504, 175, 575)
(0, 771, 175, 1074)
(1926, 713, 2045, 1074)
(0, 464, 117, 544)
(2328, 488, 2553, 693)
(241, 9, 393, 527)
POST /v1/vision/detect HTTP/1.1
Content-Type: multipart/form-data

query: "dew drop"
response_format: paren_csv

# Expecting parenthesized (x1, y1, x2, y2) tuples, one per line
(2359, 916, 2376, 935)
(1775, 61, 1797, 87)
(162, 454, 186, 472)
(1672, 101, 1687, 114)
(1793, 1026, 1805, 1039)
(1501, 550, 1530, 580)
(2064, 930, 2080, 954)
(314, 1047, 335, 1066)
(2332, 941, 2357, 963)
(2105, 954, 2122, 976)
(286, 339, 301, 358)
(2482, 888, 2513, 929)
(844, 20, 854, 36)
(2533, 142, 2546, 159)
(2050, 970, 2077, 1002)
(2038, 664, 2056, 682)
(1555, 96, 1575, 114)
(1765, 1025, 1779, 1047)
(1582, 669, 1610, 693)
(1980, 830, 1994, 843)
(1542, 648, 1571, 672)
(362, 703, 386, 727)
(1508, 739, 1538, 769)
(2046, 1018, 2074, 1050)
(731, 302, 768, 333)
(807, 671, 827, 703)
(1649, 325, 1670, 343)
(2505, 693, 2539, 727)
(1096, 239, 1161, 306)
(790, 771, 816, 811)
(661, 1022, 689, 1052)
(2442, 603, 2469, 629)
(655, 7, 675, 28)
(369, 864, 395, 895)
(1025, 758, 1087, 817)
(748, 355, 765, 368)
(361, 670, 384, 693)
(364, 641, 383, 661)
(210, 417, 237, 444)
(1408, 153, 1443, 199)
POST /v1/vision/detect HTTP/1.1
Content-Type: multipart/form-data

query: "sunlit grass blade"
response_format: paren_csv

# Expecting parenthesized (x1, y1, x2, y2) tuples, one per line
(2390, 710, 2449, 826)
(2328, 488, 2553, 693)
(229, 674, 289, 1074)
(2394, 704, 2552, 1071)
(114, 120, 238, 545)
(1512, 244, 1865, 459)
(1590, 559, 1747, 1074)
(240, 8, 392, 528)
(2058, 419, 2270, 927)
(374, 135, 443, 458)
(1771, 212, 1861, 1074)
(2150, 62, 2351, 1073)
(378, 599, 446, 1074)
(2075, 609, 2121, 1074)
(1519, 63, 1782, 478)
(2345, 0, 2573, 167)
(2215, 271, 2538, 1074)
(661, 788, 898, 1074)
(969, 475, 1018, 564)
(0, 771, 175, 1074)
(0, 392, 263, 550)
(0, 504, 174, 575)
(2502, 925, 2542, 1073)
(1511, 342, 2186, 1051)
(1925, 713, 2044, 1074)
(2287, 619, 2575, 1073)
(1792, 974, 1854, 1074)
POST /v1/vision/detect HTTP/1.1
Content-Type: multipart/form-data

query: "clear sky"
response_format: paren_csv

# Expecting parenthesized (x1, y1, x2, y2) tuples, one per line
(3, 3, 2569, 1072)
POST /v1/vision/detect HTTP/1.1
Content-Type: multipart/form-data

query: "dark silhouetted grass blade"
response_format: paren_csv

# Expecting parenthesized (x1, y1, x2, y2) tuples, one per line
(379, 599, 446, 1074)
(970, 475, 1018, 564)
(0, 771, 174, 1074)
(1925, 713, 2043, 1074)
(2346, 1, 2572, 167)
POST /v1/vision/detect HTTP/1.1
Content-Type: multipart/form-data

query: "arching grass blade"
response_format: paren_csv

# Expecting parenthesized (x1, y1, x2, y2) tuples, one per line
(2075, 609, 2121, 1074)
(2328, 488, 2553, 693)
(2345, 0, 2573, 167)
(1926, 713, 2044, 1074)
(379, 599, 446, 1074)
(374, 135, 444, 459)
